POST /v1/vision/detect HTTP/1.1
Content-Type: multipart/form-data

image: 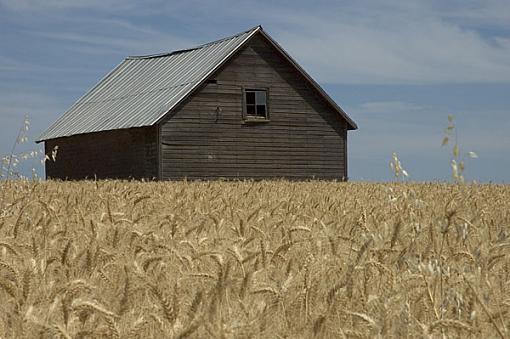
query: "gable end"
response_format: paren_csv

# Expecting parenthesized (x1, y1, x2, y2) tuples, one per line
(156, 27, 357, 130)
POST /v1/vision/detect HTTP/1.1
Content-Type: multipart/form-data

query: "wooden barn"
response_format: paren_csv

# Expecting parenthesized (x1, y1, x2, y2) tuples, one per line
(37, 26, 357, 180)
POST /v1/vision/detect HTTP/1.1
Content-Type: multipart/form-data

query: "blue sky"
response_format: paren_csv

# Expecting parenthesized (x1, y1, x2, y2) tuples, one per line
(1, 0, 509, 182)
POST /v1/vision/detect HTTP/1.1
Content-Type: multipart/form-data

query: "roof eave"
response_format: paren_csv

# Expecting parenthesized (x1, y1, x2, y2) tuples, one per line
(36, 58, 128, 143)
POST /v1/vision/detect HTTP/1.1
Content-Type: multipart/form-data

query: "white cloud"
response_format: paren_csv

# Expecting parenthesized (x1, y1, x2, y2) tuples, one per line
(34, 30, 189, 55)
(0, 55, 91, 74)
(182, 0, 510, 84)
(441, 0, 510, 28)
(27, 16, 194, 56)
(273, 13, 510, 84)
(0, 56, 23, 72)
(356, 101, 423, 114)
(349, 100, 510, 156)
(0, 0, 148, 11)
(4, 0, 510, 84)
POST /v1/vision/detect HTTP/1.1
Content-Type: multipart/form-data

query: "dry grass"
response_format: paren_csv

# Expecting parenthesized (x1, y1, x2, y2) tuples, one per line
(0, 179, 509, 338)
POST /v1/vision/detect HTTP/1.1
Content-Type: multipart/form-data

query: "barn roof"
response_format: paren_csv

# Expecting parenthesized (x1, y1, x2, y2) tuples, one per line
(38, 26, 357, 142)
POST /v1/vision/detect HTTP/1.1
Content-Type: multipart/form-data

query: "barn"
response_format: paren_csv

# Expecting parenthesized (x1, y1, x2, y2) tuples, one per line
(37, 26, 357, 180)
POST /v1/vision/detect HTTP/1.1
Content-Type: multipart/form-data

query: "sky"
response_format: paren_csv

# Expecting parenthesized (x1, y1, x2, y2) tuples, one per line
(1, 0, 509, 182)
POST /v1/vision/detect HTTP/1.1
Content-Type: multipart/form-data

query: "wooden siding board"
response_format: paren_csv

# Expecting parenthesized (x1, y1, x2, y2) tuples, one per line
(45, 127, 158, 180)
(160, 33, 348, 180)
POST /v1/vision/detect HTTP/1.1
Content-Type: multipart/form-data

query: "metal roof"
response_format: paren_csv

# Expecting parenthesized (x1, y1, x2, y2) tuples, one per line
(38, 26, 356, 142)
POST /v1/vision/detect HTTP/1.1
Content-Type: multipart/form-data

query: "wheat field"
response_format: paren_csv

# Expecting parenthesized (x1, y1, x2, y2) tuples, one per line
(0, 180, 509, 338)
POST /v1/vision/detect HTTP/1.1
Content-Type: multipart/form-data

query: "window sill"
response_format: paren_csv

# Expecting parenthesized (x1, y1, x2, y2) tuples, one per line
(243, 117, 270, 124)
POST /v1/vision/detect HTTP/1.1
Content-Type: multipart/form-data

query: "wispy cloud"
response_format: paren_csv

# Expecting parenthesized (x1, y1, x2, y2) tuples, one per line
(173, 0, 510, 84)
(0, 56, 32, 73)
(357, 101, 423, 114)
(28, 17, 193, 56)
(3, 0, 510, 84)
(33, 31, 186, 55)
(0, 0, 153, 12)
(350, 99, 510, 156)
(0, 55, 91, 74)
(440, 0, 510, 28)
(273, 11, 510, 84)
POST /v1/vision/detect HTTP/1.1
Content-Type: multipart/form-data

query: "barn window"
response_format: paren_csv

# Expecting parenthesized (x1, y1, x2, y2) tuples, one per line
(244, 89, 268, 120)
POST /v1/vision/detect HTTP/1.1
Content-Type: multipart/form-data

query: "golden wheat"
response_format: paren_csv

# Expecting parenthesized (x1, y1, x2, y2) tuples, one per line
(0, 179, 509, 338)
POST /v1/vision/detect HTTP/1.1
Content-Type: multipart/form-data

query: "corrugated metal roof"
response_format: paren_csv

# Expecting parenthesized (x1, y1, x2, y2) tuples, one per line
(38, 25, 356, 142)
(38, 26, 260, 141)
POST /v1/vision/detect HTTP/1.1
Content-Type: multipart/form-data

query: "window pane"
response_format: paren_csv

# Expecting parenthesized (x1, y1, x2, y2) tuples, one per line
(255, 91, 266, 105)
(246, 104, 256, 115)
(256, 105, 266, 116)
(245, 89, 268, 118)
(246, 91, 255, 105)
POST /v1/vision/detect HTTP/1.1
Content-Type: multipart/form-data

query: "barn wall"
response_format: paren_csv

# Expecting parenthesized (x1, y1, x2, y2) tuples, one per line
(160, 33, 348, 180)
(44, 127, 158, 180)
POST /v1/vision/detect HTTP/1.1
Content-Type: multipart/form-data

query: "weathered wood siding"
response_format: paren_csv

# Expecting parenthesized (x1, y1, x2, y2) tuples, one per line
(45, 127, 158, 180)
(160, 33, 348, 180)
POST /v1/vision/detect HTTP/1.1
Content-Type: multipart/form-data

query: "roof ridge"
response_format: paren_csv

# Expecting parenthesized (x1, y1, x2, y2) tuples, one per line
(126, 25, 261, 60)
